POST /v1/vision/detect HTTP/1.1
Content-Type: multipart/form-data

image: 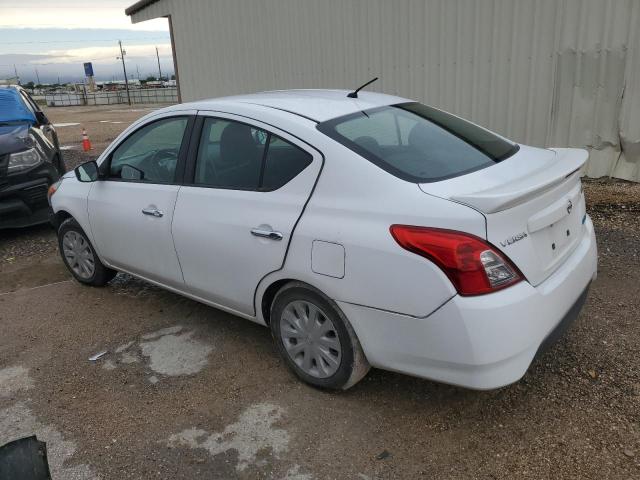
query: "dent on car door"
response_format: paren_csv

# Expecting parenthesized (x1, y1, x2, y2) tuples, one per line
(172, 115, 322, 316)
(88, 115, 194, 287)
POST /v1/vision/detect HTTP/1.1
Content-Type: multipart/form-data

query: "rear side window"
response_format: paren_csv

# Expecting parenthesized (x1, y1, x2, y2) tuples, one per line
(262, 135, 312, 191)
(194, 117, 312, 191)
(317, 102, 519, 183)
(195, 118, 265, 189)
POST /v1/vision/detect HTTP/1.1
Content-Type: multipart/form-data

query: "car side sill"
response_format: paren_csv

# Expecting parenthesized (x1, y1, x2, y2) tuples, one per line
(101, 263, 262, 325)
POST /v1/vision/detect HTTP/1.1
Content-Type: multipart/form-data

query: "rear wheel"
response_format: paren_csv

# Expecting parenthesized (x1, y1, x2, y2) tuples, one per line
(58, 218, 116, 286)
(270, 282, 370, 390)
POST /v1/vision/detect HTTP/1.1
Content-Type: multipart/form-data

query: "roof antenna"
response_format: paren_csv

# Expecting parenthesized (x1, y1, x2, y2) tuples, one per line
(347, 77, 379, 98)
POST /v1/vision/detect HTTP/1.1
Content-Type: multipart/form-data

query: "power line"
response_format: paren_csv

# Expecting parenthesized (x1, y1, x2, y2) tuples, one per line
(0, 53, 174, 66)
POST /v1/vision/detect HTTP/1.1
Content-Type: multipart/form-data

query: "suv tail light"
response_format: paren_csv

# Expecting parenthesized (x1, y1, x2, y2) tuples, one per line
(390, 225, 523, 296)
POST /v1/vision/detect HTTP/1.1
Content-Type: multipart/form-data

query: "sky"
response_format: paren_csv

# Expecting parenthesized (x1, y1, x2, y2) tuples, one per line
(0, 0, 174, 84)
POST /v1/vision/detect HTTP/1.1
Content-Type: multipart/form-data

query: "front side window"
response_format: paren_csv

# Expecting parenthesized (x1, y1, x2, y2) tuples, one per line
(317, 103, 519, 183)
(109, 117, 188, 183)
(194, 117, 312, 191)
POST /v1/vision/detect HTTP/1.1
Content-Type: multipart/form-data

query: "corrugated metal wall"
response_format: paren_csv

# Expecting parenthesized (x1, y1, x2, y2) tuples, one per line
(132, 0, 640, 182)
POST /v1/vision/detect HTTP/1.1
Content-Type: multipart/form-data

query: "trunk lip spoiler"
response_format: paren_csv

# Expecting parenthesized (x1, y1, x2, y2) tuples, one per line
(441, 148, 588, 214)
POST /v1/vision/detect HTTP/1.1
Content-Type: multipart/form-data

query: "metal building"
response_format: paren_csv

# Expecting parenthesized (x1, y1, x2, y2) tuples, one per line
(126, 0, 640, 182)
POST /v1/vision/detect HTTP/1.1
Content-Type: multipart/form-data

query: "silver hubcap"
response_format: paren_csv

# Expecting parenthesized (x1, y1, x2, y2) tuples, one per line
(62, 231, 95, 279)
(280, 300, 342, 378)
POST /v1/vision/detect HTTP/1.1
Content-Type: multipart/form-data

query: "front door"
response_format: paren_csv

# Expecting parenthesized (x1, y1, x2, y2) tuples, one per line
(172, 114, 321, 315)
(88, 114, 193, 288)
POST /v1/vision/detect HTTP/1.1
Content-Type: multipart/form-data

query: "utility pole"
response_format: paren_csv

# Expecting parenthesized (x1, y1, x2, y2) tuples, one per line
(13, 64, 19, 84)
(136, 64, 140, 80)
(156, 46, 163, 81)
(34, 67, 41, 85)
(117, 40, 132, 105)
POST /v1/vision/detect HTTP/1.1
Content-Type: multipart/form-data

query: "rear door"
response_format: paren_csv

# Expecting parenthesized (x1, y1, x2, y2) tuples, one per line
(172, 112, 322, 315)
(88, 113, 194, 288)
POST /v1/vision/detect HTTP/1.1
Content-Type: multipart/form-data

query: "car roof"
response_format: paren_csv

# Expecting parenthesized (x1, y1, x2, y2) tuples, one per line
(166, 89, 412, 123)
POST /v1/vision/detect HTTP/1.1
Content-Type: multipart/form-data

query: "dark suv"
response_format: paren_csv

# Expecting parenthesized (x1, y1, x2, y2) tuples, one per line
(0, 85, 65, 229)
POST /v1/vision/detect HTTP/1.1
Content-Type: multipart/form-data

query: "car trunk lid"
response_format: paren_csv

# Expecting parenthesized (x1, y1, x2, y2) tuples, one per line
(419, 146, 588, 286)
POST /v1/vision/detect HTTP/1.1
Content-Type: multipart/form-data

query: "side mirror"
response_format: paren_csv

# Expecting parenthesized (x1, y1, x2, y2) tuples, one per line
(75, 161, 99, 182)
(35, 111, 49, 126)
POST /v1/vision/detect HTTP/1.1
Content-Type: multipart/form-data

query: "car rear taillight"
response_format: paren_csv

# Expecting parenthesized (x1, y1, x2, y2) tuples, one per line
(390, 225, 523, 296)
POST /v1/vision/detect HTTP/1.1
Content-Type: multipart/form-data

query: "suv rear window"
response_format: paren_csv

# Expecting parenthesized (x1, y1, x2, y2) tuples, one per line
(317, 102, 519, 183)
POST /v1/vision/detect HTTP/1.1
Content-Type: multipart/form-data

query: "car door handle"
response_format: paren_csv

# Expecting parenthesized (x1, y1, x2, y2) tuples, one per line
(141, 207, 164, 218)
(251, 228, 283, 241)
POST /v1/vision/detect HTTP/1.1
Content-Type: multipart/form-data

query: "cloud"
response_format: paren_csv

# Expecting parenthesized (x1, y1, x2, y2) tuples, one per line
(34, 43, 172, 65)
(0, 2, 167, 31)
(0, 52, 175, 84)
(0, 21, 173, 83)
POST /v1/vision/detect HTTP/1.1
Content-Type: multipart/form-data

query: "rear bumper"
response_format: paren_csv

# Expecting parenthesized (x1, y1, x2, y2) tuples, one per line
(338, 216, 598, 390)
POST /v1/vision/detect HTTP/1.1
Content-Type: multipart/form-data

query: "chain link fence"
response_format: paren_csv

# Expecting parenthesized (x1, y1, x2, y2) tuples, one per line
(44, 87, 178, 107)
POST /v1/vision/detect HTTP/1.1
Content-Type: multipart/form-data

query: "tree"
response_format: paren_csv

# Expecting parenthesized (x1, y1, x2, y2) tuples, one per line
(145, 75, 157, 82)
(170, 74, 176, 80)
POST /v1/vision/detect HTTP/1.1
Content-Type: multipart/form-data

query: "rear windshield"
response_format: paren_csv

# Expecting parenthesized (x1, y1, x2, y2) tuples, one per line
(317, 102, 519, 183)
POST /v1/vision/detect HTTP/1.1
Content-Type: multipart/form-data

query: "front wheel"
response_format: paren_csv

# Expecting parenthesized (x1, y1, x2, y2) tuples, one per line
(58, 218, 116, 286)
(270, 282, 370, 390)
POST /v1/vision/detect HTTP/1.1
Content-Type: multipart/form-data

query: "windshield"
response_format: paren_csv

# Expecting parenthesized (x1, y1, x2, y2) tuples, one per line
(317, 102, 519, 183)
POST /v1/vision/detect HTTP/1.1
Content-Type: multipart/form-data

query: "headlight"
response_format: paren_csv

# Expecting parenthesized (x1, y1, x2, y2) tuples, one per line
(8, 148, 43, 173)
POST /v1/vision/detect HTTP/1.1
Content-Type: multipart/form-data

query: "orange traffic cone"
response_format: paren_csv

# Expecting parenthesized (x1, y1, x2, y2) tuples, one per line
(81, 128, 92, 151)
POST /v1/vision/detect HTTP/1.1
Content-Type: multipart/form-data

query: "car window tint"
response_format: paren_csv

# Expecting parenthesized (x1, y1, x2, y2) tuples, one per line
(261, 135, 312, 190)
(109, 117, 187, 183)
(336, 109, 401, 147)
(317, 103, 519, 183)
(195, 118, 266, 189)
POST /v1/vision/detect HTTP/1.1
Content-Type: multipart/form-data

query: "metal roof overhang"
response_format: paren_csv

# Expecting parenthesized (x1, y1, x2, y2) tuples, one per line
(125, 0, 161, 16)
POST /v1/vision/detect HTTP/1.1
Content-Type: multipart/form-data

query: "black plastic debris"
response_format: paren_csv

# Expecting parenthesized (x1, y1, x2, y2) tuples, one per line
(0, 436, 52, 480)
(375, 449, 391, 460)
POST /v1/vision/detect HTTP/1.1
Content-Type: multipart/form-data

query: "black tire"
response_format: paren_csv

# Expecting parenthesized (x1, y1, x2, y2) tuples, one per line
(57, 218, 116, 286)
(270, 282, 370, 390)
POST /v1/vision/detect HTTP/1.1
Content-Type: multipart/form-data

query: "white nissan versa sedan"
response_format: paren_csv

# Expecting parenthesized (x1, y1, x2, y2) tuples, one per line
(48, 89, 597, 390)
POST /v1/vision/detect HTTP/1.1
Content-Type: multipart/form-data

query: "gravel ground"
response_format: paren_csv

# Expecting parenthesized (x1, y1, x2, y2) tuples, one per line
(0, 107, 639, 479)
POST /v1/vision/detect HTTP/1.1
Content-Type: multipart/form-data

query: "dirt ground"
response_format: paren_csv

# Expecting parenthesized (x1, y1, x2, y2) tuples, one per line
(1, 105, 639, 479)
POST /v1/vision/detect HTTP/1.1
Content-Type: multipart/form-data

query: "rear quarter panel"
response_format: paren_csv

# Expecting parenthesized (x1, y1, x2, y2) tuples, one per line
(257, 138, 486, 320)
